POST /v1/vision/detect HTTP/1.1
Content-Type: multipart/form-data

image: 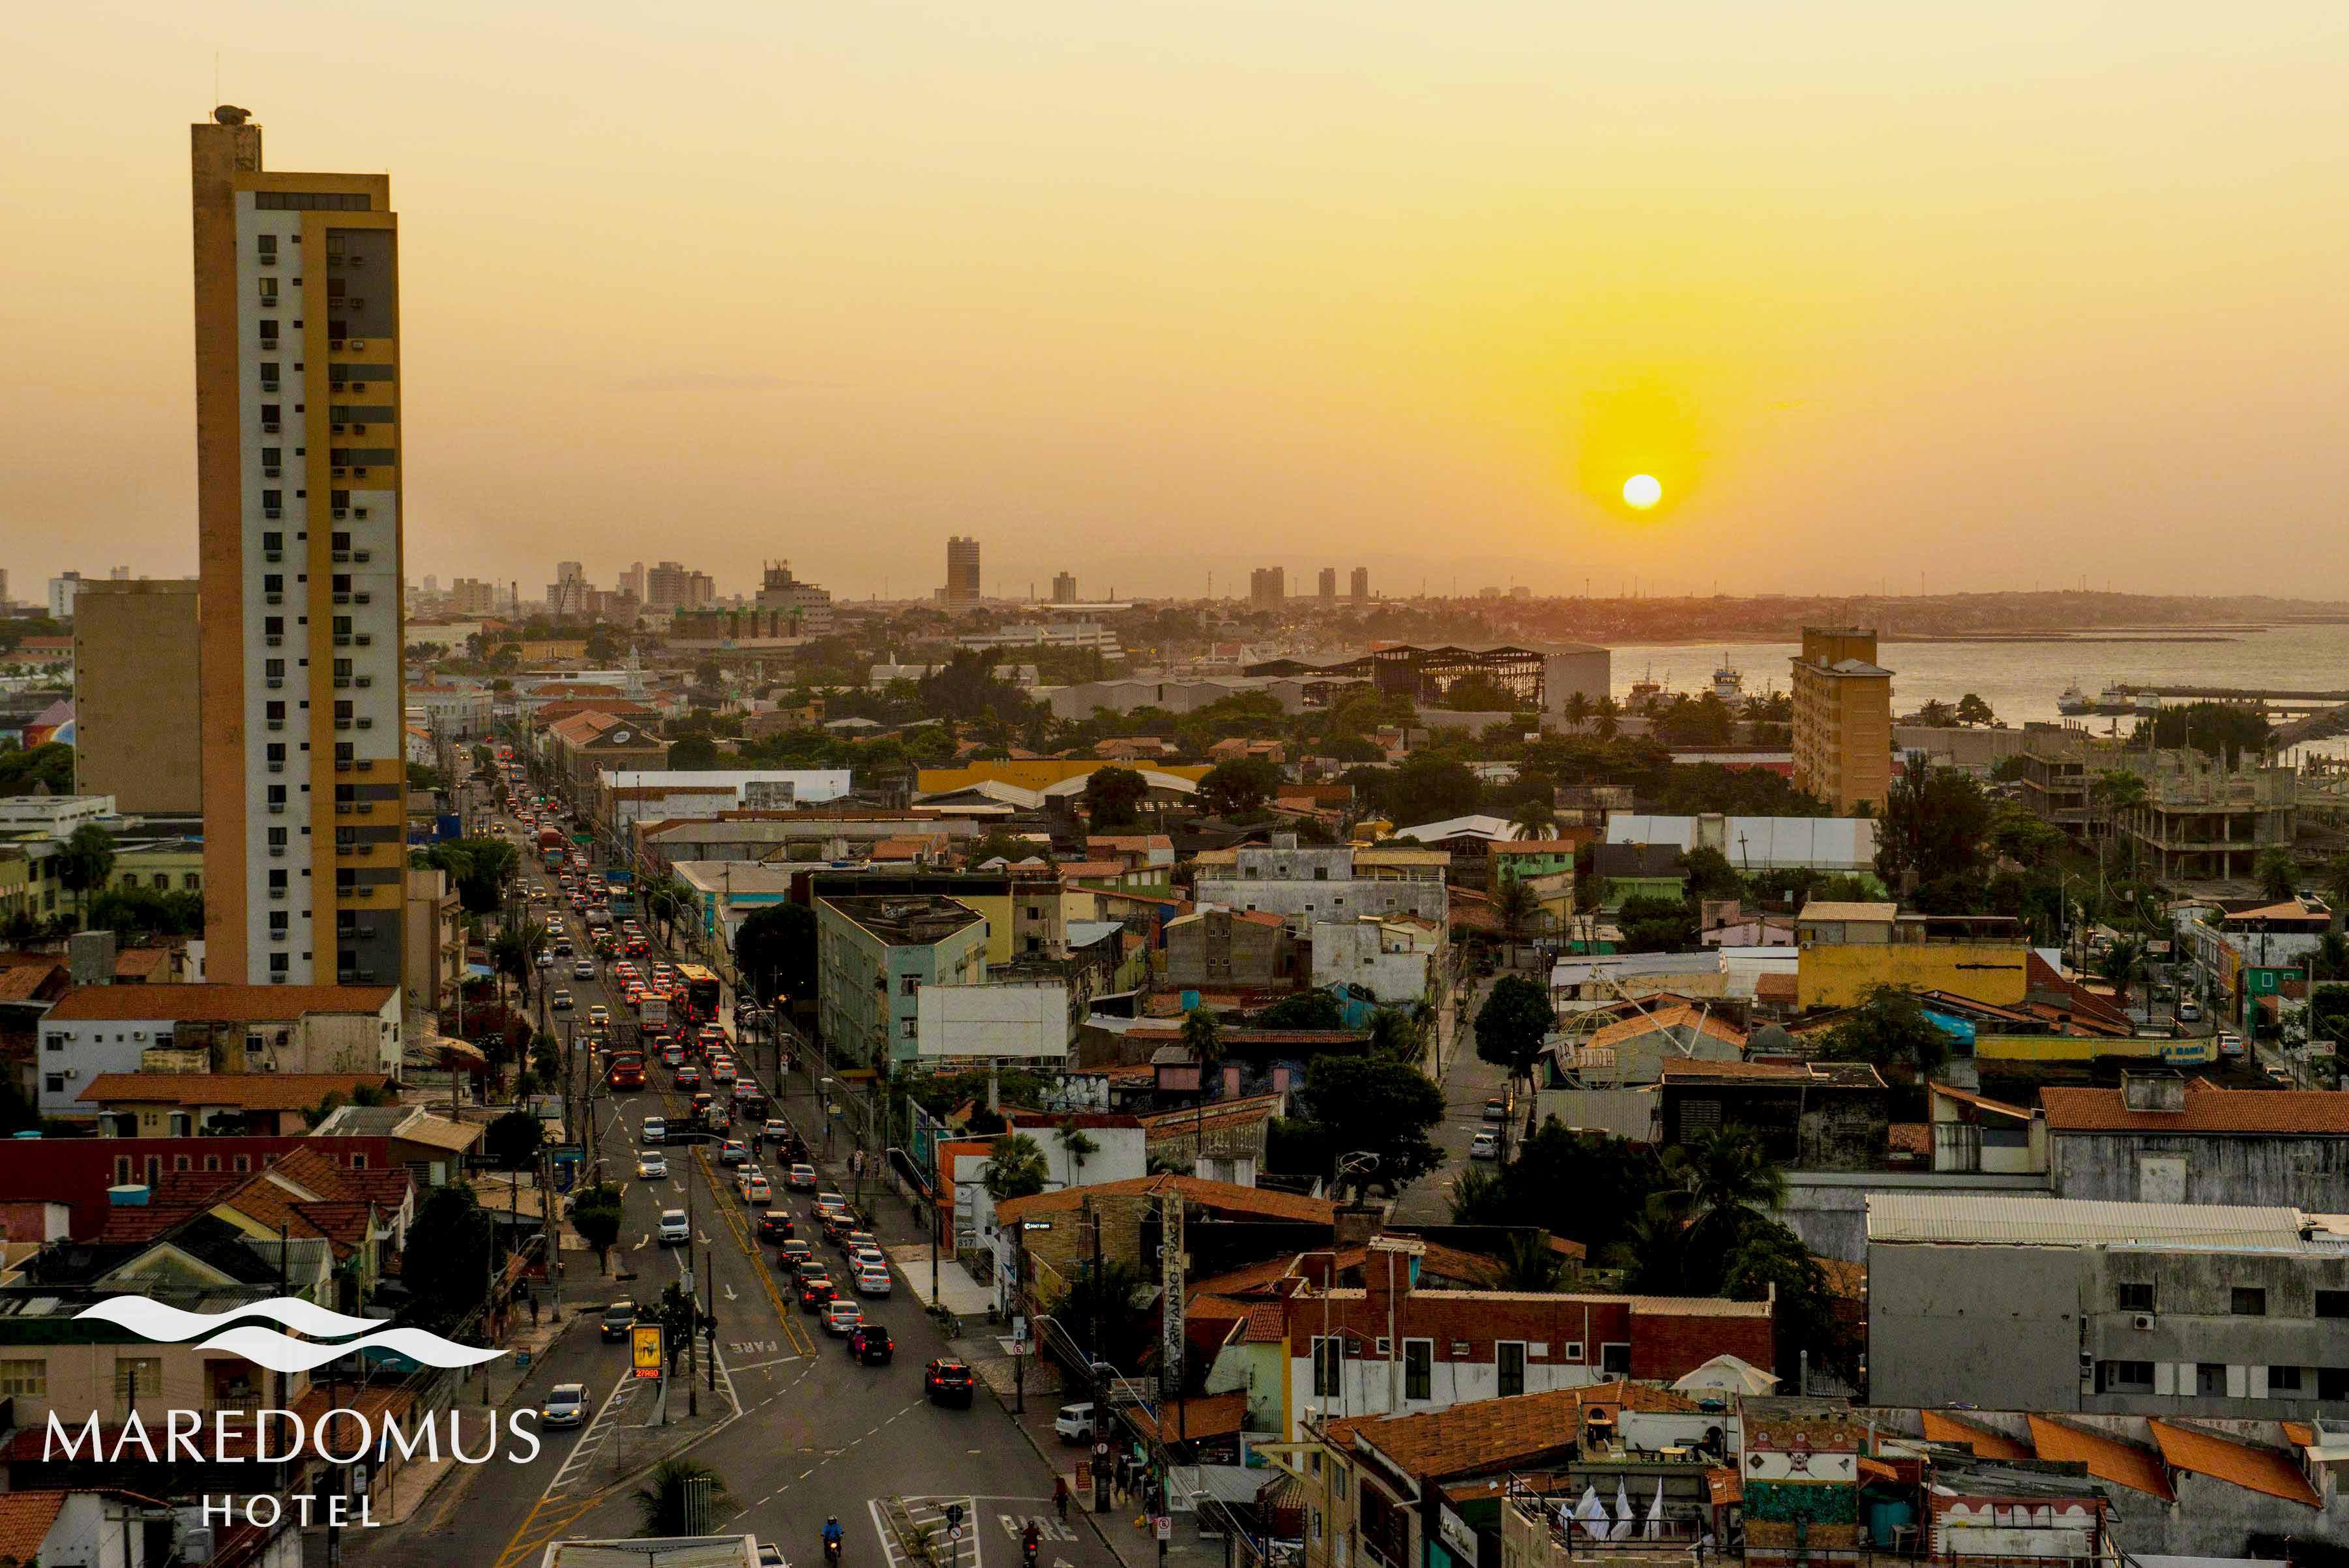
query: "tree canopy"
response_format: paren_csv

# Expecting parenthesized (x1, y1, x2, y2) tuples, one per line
(1474, 975, 1555, 1082)
(1298, 1053, 1445, 1200)
(982, 1132, 1050, 1203)
(734, 902, 818, 1007)
(1082, 765, 1149, 827)
(1198, 756, 1283, 817)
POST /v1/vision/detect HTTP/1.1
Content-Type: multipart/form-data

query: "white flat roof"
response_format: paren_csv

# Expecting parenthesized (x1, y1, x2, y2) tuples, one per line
(1867, 1193, 2314, 1250)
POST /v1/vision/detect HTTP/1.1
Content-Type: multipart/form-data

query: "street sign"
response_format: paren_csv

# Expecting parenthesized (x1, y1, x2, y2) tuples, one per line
(631, 1324, 664, 1379)
(947, 1528, 962, 1543)
(1154, 1518, 1172, 1542)
(945, 1505, 965, 1528)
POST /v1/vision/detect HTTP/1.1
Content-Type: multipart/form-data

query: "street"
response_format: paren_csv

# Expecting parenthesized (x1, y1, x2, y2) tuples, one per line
(353, 773, 1117, 1568)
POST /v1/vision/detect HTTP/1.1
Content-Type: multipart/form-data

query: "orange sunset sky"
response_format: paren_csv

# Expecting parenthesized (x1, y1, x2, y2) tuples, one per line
(8, 1, 2349, 601)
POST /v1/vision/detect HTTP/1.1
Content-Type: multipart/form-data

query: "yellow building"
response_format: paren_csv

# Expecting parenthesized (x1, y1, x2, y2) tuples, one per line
(1797, 938, 2029, 1009)
(106, 842, 206, 897)
(1790, 626, 1893, 816)
(193, 109, 406, 987)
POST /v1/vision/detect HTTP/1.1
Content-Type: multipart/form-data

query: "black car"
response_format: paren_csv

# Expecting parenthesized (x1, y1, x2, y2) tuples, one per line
(598, 1301, 640, 1342)
(848, 1325, 894, 1366)
(923, 1358, 975, 1406)
(797, 1275, 837, 1312)
(757, 1210, 795, 1243)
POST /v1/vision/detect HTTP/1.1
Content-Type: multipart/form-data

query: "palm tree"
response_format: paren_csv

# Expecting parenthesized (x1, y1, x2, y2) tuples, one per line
(1495, 1231, 1569, 1292)
(982, 1132, 1049, 1203)
(1561, 690, 1593, 733)
(634, 1459, 735, 1537)
(1445, 1165, 1509, 1224)
(1507, 797, 1558, 840)
(1059, 1257, 1148, 1368)
(1664, 1125, 1786, 1248)
(2095, 936, 2145, 1009)
(2327, 855, 2349, 930)
(1591, 695, 1621, 741)
(2256, 847, 2299, 904)
(1492, 876, 1537, 950)
(1181, 1006, 1223, 1095)
(1054, 1117, 1099, 1187)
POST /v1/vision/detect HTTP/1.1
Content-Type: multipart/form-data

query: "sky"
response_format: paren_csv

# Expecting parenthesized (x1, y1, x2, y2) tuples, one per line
(9, 1, 2349, 604)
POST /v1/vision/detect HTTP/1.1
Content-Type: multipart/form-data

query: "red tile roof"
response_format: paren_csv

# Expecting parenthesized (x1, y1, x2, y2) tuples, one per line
(0, 1491, 66, 1565)
(2148, 1420, 2320, 1507)
(78, 1072, 393, 1110)
(46, 984, 394, 1022)
(1325, 1382, 1694, 1479)
(2040, 1085, 2349, 1136)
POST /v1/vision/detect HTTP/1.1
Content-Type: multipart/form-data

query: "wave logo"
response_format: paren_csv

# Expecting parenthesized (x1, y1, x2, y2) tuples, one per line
(76, 1297, 507, 1374)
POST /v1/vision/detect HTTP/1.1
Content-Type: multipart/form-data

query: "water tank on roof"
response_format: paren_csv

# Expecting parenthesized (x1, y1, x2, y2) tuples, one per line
(108, 1183, 151, 1206)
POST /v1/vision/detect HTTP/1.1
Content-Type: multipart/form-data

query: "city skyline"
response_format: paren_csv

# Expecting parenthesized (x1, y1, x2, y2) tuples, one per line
(10, 6, 2349, 600)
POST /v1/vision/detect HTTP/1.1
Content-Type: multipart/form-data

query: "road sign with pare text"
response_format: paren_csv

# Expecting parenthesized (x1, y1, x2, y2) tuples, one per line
(632, 1324, 664, 1378)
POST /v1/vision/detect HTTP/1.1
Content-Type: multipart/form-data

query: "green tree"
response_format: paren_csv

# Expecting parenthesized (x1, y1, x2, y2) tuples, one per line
(2095, 936, 2145, 1009)
(1445, 1165, 1509, 1225)
(0, 743, 75, 797)
(1591, 695, 1621, 740)
(1255, 991, 1346, 1031)
(1057, 1257, 1150, 1367)
(402, 1184, 495, 1327)
(666, 733, 720, 771)
(2327, 855, 2349, 929)
(733, 902, 818, 1007)
(1386, 754, 1482, 827)
(634, 1459, 736, 1537)
(1496, 1231, 1569, 1292)
(1875, 752, 1992, 895)
(2135, 701, 2271, 762)
(55, 825, 117, 926)
(1815, 984, 1950, 1081)
(1181, 1005, 1224, 1087)
(982, 1132, 1050, 1204)
(1954, 693, 1996, 727)
(574, 1183, 624, 1275)
(1662, 1125, 1787, 1256)
(1492, 876, 1538, 946)
(1299, 1053, 1446, 1200)
(424, 836, 521, 915)
(1716, 1213, 1848, 1381)
(1054, 1119, 1100, 1186)
(1499, 1119, 1661, 1257)
(484, 1109, 545, 1170)
(1617, 893, 1699, 953)
(1473, 975, 1554, 1088)
(1679, 846, 1743, 902)
(1507, 796, 1558, 840)
(2257, 847, 2300, 903)
(1198, 757, 1284, 818)
(1082, 765, 1149, 828)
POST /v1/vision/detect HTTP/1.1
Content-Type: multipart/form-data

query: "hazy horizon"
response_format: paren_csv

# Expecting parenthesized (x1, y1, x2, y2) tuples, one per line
(11, 3, 2349, 601)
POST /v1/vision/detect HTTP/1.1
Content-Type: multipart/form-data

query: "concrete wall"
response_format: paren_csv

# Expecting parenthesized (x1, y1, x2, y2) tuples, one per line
(1194, 874, 1445, 936)
(1773, 1170, 2050, 1262)
(1866, 1241, 2082, 1409)
(1797, 941, 2030, 1009)
(74, 580, 202, 814)
(2050, 1130, 2349, 1207)
(1310, 921, 1436, 1004)
(1532, 1088, 1660, 1141)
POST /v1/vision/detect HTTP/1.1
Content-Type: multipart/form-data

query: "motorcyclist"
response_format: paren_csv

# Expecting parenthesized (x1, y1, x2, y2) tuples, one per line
(1021, 1521, 1041, 1565)
(823, 1518, 844, 1562)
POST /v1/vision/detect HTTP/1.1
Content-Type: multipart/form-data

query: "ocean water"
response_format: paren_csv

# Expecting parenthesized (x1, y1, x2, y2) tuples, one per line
(1605, 623, 2349, 733)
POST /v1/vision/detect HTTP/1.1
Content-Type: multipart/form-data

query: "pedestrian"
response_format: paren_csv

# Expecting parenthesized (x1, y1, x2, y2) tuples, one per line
(1054, 1475, 1071, 1522)
(526, 1285, 540, 1328)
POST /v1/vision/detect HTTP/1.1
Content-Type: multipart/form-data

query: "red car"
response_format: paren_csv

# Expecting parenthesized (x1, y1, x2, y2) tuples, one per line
(923, 1359, 975, 1406)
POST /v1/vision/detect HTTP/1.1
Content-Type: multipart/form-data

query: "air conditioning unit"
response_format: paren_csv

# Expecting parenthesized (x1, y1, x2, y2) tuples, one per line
(352, 550, 371, 563)
(357, 717, 374, 730)
(333, 593, 351, 605)
(267, 802, 284, 814)
(331, 381, 347, 393)
(262, 421, 281, 433)
(333, 677, 350, 690)
(263, 552, 282, 564)
(265, 720, 284, 732)
(264, 633, 282, 645)
(258, 252, 275, 265)
(354, 592, 372, 604)
(355, 675, 373, 688)
(353, 466, 370, 477)
(263, 507, 282, 520)
(265, 677, 283, 689)
(349, 256, 365, 268)
(332, 505, 348, 519)
(332, 422, 346, 434)
(352, 507, 369, 519)
(332, 552, 349, 563)
(267, 761, 283, 773)
(259, 382, 280, 395)
(350, 338, 368, 349)
(332, 467, 347, 479)
(330, 338, 346, 351)
(351, 381, 368, 392)
(269, 845, 286, 857)
(262, 466, 281, 478)
(334, 802, 351, 815)
(355, 634, 373, 646)
(264, 593, 283, 605)
(2132, 1313, 2155, 1331)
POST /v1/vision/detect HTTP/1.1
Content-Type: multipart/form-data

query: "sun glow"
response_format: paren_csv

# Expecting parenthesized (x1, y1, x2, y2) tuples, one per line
(1621, 473, 1662, 509)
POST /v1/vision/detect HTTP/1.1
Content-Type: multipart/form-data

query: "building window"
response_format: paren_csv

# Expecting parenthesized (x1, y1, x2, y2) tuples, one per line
(1497, 1340, 1526, 1397)
(1601, 1342, 1632, 1376)
(2316, 1291, 2348, 1319)
(2269, 1365, 2304, 1393)
(269, 952, 290, 975)
(900, 975, 919, 996)
(2097, 1360, 2155, 1393)
(2320, 1368, 2349, 1401)
(2232, 1288, 2267, 1316)
(44, 1074, 63, 1096)
(1402, 1340, 1432, 1401)
(2195, 1363, 2227, 1397)
(2116, 1282, 2155, 1312)
(115, 1356, 164, 1414)
(42, 1033, 63, 1053)
(1312, 1336, 1342, 1398)
(0, 1359, 46, 1400)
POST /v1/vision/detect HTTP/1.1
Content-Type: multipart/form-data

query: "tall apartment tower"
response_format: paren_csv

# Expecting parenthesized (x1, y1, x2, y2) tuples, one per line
(945, 537, 982, 604)
(1248, 567, 1285, 610)
(1317, 567, 1337, 603)
(1050, 572, 1078, 604)
(1790, 627, 1894, 816)
(192, 110, 406, 987)
(1350, 567, 1369, 604)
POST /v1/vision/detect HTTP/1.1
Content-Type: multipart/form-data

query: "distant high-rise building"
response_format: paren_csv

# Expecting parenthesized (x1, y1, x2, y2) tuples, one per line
(75, 580, 202, 815)
(945, 537, 982, 604)
(1249, 567, 1285, 610)
(645, 561, 716, 612)
(1350, 566, 1369, 603)
(621, 561, 646, 602)
(46, 572, 84, 619)
(421, 574, 437, 596)
(1790, 627, 1895, 816)
(754, 561, 835, 634)
(555, 560, 584, 584)
(547, 572, 594, 620)
(1318, 567, 1337, 603)
(1051, 572, 1078, 604)
(449, 578, 497, 615)
(192, 108, 405, 987)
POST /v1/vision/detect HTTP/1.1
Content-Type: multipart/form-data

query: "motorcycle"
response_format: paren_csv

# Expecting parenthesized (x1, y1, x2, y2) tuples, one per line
(824, 1540, 843, 1568)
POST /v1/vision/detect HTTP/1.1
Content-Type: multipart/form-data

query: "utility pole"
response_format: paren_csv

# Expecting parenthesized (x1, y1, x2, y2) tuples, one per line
(705, 1241, 718, 1395)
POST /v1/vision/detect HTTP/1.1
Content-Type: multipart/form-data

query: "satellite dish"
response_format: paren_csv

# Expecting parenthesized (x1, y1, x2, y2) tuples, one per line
(213, 105, 252, 125)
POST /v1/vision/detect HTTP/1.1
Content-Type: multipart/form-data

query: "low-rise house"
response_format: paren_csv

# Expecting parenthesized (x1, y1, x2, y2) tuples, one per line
(74, 1073, 394, 1138)
(1166, 907, 1295, 990)
(2040, 1071, 2349, 1205)
(1193, 834, 1446, 939)
(996, 1174, 1335, 1323)
(1656, 1058, 1890, 1168)
(308, 1103, 482, 1187)
(35, 984, 401, 1120)
(1549, 1003, 1745, 1091)
(1586, 843, 1686, 909)
(1280, 1239, 1777, 1438)
(1310, 915, 1443, 1005)
(1927, 1082, 2046, 1175)
(1797, 911, 2030, 1009)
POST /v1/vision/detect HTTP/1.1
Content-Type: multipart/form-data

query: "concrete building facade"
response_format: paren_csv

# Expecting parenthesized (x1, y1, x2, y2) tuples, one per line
(1790, 626, 1893, 815)
(72, 579, 203, 815)
(814, 894, 988, 1067)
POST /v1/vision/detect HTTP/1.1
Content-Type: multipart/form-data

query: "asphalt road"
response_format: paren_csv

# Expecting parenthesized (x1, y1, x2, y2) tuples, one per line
(353, 790, 1108, 1568)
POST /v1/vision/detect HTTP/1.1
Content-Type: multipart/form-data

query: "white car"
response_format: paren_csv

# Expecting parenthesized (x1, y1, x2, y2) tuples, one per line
(853, 1262, 893, 1297)
(642, 1117, 666, 1145)
(1470, 1130, 1500, 1161)
(573, 960, 597, 981)
(1054, 1402, 1097, 1443)
(541, 1382, 589, 1428)
(658, 1209, 690, 1246)
(637, 1154, 668, 1179)
(2176, 998, 2203, 1023)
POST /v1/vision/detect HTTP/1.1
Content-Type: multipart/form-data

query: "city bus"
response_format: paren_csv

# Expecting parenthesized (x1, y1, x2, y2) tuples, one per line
(606, 1051, 645, 1091)
(675, 963, 723, 1023)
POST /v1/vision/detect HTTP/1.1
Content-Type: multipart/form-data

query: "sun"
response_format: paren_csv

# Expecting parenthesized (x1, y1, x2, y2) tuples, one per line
(1621, 473, 1662, 509)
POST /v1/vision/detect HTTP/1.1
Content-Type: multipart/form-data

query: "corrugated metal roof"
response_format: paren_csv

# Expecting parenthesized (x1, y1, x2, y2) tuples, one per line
(1866, 1193, 2307, 1249)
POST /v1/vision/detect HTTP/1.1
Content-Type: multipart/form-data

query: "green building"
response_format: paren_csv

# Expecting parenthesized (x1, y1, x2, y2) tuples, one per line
(815, 894, 988, 1067)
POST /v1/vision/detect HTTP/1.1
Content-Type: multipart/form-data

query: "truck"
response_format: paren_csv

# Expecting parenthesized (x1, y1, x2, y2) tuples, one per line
(640, 994, 670, 1029)
(538, 825, 567, 870)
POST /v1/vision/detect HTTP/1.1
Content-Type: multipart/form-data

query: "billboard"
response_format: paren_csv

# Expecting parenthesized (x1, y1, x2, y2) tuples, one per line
(913, 981, 1069, 1059)
(632, 1324, 664, 1379)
